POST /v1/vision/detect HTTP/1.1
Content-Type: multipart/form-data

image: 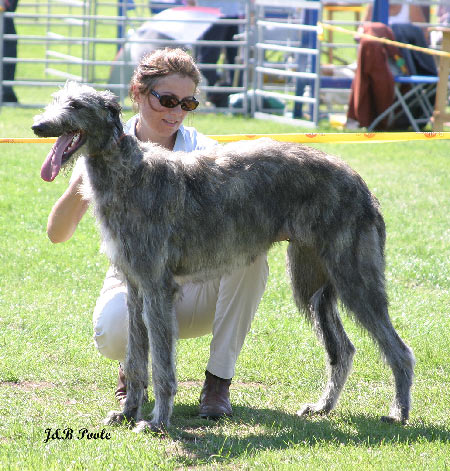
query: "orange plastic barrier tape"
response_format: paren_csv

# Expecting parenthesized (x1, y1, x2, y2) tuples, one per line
(1, 132, 450, 145)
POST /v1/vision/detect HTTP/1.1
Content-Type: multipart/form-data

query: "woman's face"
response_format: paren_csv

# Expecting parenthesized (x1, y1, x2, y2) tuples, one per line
(134, 73, 197, 144)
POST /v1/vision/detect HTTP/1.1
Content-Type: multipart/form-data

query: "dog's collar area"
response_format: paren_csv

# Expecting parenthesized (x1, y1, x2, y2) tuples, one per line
(81, 133, 126, 158)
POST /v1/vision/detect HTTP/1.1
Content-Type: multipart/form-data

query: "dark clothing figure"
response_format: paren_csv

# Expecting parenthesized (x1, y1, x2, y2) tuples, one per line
(197, 19, 239, 88)
(347, 23, 400, 129)
(347, 22, 437, 130)
(2, 0, 19, 102)
(391, 23, 437, 76)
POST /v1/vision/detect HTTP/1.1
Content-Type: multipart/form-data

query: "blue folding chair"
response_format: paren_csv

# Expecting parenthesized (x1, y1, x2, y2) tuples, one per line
(368, 24, 438, 131)
(368, 75, 438, 131)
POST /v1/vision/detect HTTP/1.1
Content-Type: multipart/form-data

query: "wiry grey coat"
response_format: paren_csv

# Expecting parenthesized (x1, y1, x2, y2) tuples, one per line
(33, 82, 415, 433)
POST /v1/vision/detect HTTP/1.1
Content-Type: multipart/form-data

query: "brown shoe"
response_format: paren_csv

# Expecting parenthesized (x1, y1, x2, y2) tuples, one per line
(199, 370, 232, 419)
(114, 365, 148, 407)
(115, 365, 128, 407)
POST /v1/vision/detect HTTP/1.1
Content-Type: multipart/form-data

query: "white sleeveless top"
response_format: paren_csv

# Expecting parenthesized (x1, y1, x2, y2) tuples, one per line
(389, 3, 410, 25)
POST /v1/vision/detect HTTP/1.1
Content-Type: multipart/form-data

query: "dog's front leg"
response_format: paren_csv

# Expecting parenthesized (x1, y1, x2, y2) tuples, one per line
(133, 281, 178, 435)
(104, 281, 148, 428)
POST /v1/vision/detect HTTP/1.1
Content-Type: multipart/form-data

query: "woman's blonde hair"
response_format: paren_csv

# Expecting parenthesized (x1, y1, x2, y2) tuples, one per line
(129, 47, 201, 102)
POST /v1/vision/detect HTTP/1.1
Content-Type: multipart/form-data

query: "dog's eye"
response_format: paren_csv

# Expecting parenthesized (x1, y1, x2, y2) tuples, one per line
(70, 101, 82, 110)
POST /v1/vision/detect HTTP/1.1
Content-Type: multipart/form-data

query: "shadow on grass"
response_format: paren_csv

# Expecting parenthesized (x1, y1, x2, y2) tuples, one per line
(147, 403, 450, 466)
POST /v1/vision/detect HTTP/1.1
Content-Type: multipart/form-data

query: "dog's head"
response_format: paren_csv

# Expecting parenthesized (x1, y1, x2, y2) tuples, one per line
(32, 81, 123, 182)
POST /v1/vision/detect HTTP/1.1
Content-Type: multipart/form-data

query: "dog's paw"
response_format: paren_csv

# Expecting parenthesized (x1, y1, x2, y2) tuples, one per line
(381, 405, 409, 425)
(103, 410, 135, 427)
(381, 415, 408, 425)
(297, 403, 330, 417)
(132, 420, 167, 437)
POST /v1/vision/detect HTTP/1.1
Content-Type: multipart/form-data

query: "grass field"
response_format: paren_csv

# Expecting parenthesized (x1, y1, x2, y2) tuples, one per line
(0, 105, 449, 470)
(1, 4, 449, 469)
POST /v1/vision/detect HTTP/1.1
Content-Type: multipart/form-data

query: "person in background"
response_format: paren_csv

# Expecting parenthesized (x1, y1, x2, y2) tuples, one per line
(437, 4, 450, 25)
(187, 1, 243, 105)
(2, 0, 19, 102)
(430, 4, 450, 47)
(360, 1, 428, 39)
(46, 48, 269, 420)
(362, 1, 427, 25)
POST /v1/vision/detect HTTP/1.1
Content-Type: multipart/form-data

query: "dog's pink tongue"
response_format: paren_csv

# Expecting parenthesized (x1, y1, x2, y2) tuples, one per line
(40, 133, 75, 182)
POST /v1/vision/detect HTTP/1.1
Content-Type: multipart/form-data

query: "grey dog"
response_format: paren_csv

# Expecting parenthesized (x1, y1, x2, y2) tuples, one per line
(33, 81, 415, 433)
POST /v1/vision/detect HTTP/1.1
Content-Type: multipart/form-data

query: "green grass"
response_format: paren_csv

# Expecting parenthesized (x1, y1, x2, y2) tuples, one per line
(1, 4, 449, 470)
(0, 105, 449, 470)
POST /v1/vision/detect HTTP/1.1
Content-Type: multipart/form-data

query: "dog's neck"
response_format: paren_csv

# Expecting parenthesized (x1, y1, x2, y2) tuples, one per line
(84, 131, 144, 183)
(84, 120, 128, 156)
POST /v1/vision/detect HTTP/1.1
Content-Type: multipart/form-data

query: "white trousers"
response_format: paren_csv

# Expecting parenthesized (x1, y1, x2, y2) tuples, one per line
(92, 255, 269, 379)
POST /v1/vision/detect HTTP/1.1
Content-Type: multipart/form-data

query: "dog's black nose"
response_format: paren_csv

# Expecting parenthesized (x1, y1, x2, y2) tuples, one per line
(31, 122, 45, 134)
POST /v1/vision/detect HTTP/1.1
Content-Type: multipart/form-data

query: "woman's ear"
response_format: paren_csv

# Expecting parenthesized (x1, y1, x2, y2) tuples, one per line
(131, 84, 141, 104)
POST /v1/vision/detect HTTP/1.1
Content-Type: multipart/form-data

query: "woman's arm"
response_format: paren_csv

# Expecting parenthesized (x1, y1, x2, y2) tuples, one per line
(362, 4, 373, 23)
(409, 5, 426, 24)
(47, 173, 89, 243)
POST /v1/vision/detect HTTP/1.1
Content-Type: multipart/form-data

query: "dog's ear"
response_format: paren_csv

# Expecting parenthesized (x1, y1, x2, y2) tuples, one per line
(100, 90, 122, 118)
(101, 91, 124, 137)
(107, 99, 122, 119)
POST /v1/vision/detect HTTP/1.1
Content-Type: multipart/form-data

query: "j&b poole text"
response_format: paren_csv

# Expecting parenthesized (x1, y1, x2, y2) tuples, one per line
(44, 428, 111, 443)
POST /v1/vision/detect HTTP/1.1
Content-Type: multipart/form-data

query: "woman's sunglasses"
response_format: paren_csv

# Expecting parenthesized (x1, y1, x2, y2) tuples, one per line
(150, 89, 199, 111)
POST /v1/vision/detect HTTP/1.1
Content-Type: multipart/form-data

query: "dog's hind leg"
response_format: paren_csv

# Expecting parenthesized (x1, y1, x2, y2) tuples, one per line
(329, 226, 415, 424)
(363, 314, 414, 424)
(335, 281, 414, 424)
(287, 242, 356, 417)
(298, 284, 356, 417)
(104, 281, 149, 427)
